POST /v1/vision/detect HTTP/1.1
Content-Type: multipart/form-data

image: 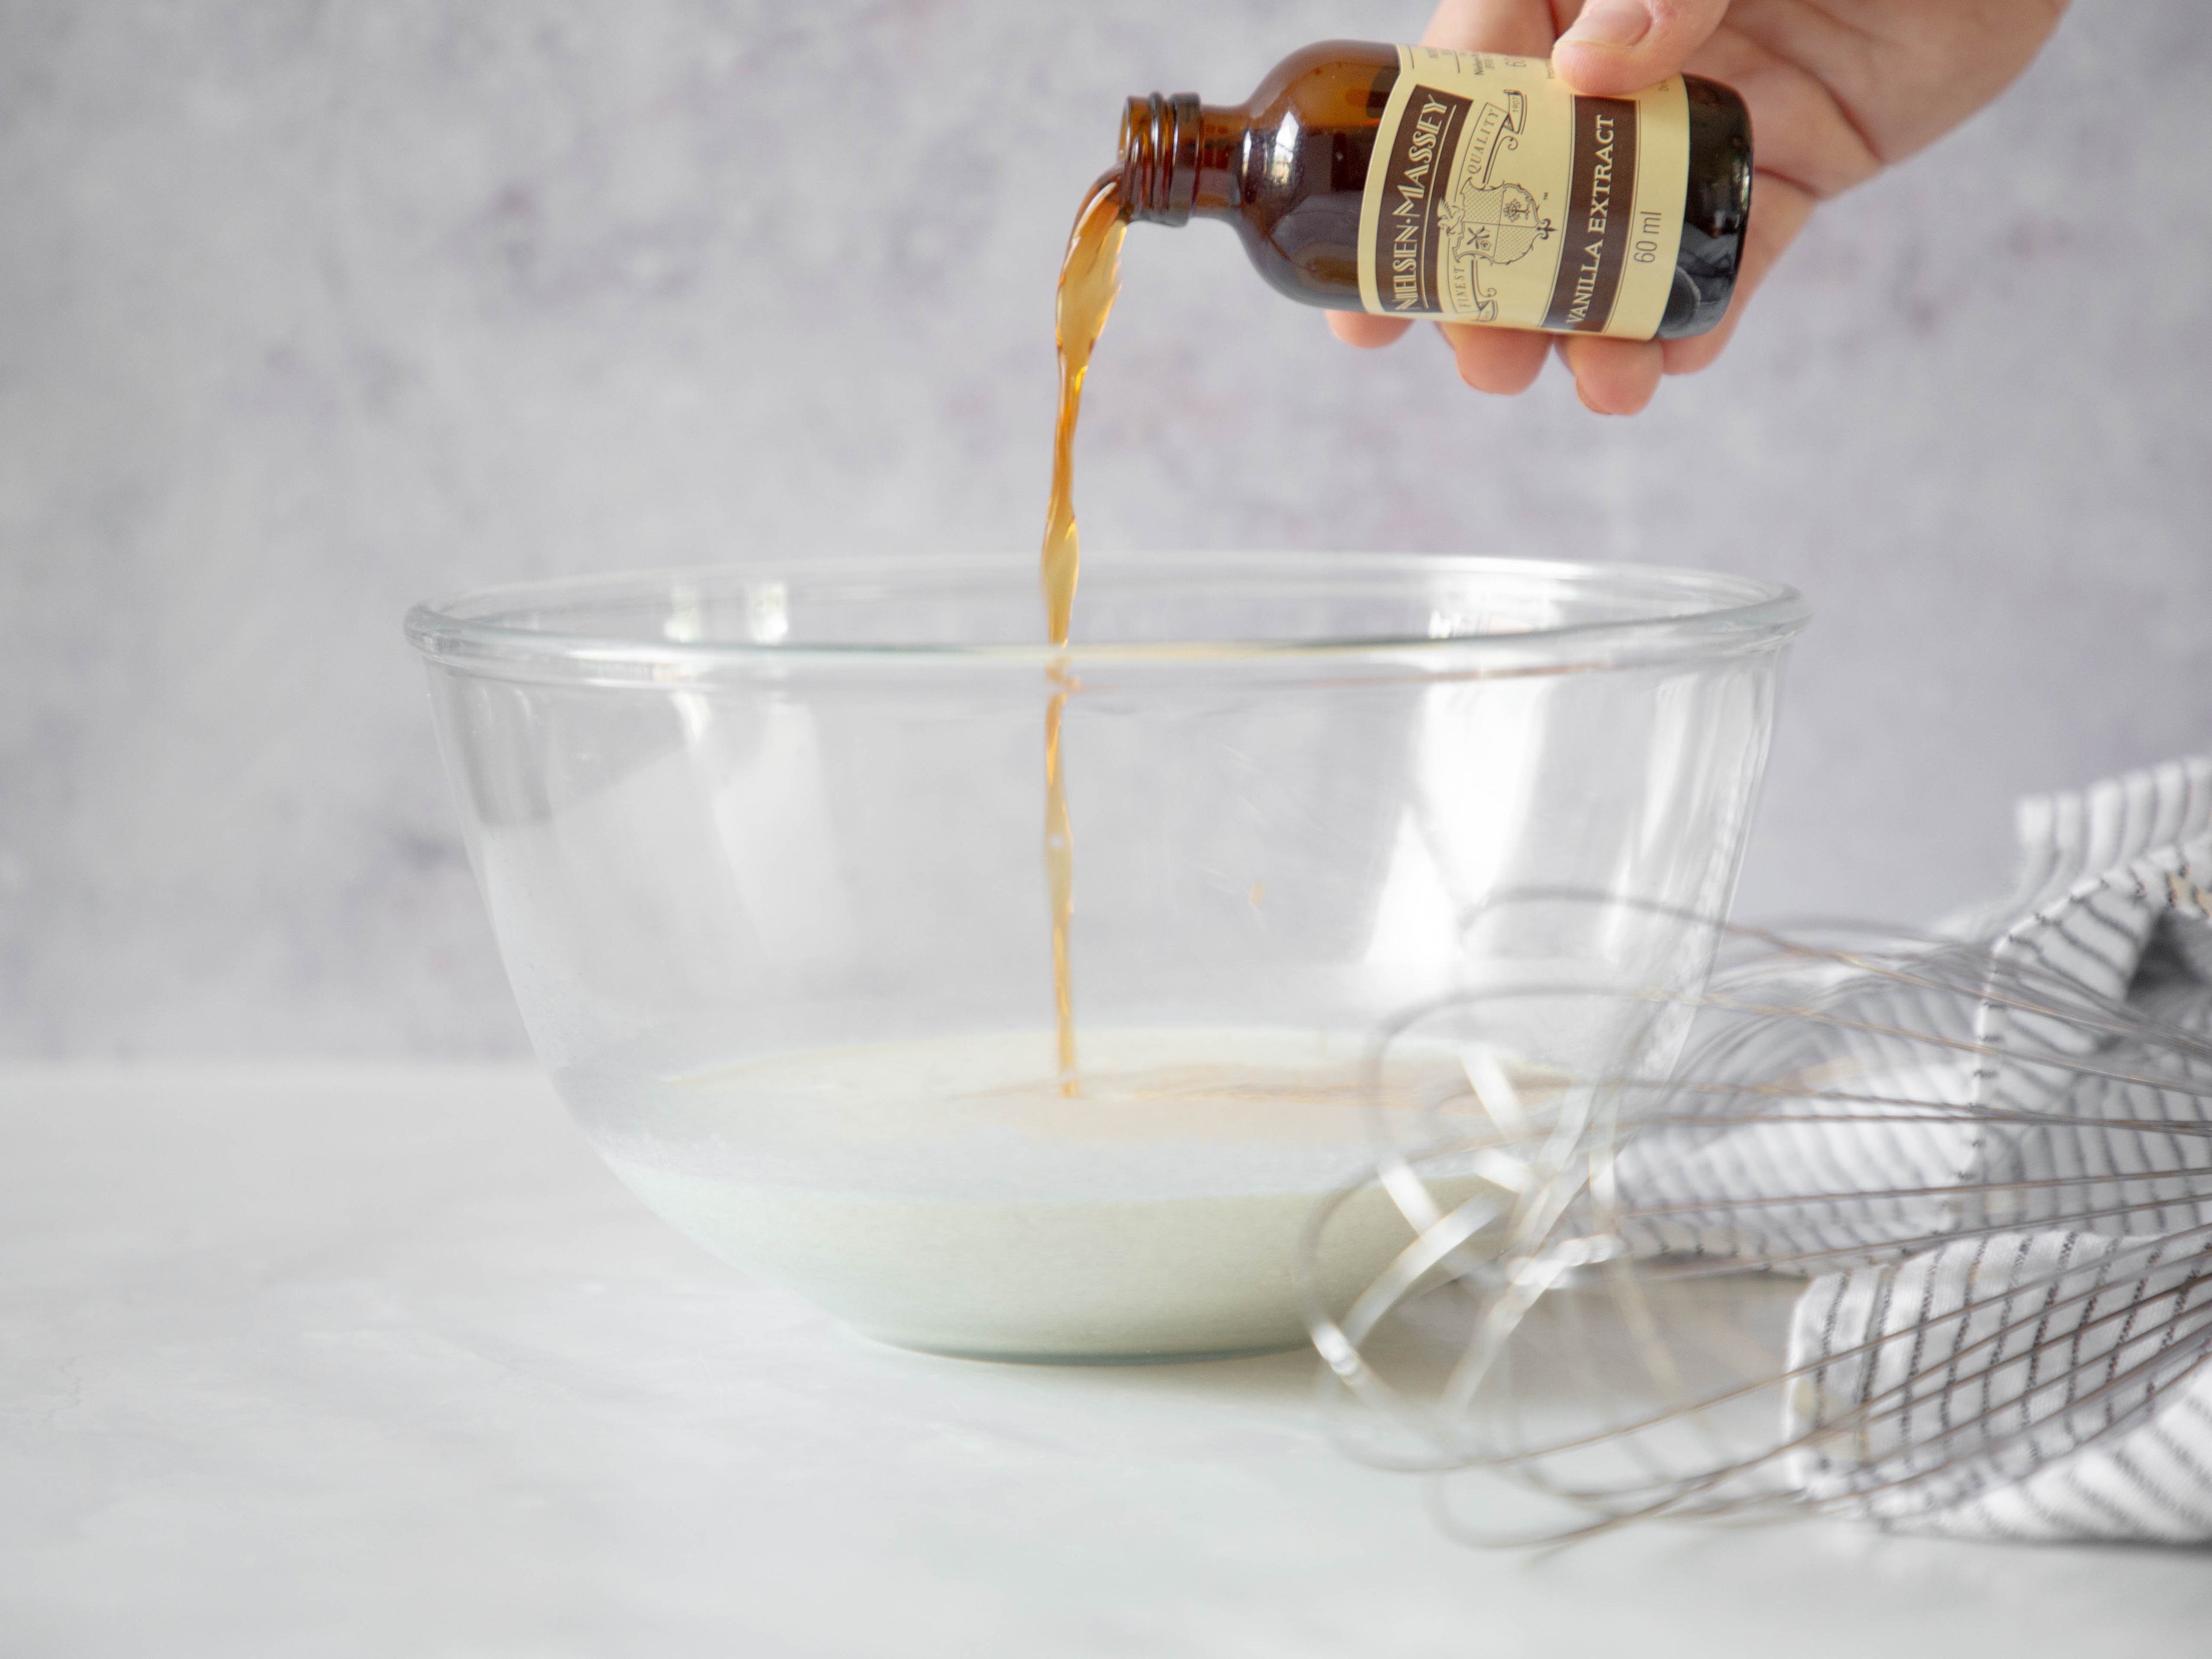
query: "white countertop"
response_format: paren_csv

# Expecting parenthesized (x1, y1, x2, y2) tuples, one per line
(5, 1066, 2206, 1656)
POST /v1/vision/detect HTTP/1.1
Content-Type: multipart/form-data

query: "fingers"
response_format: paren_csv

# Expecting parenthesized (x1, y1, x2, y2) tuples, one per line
(1553, 0, 1733, 95)
(1327, 312, 1414, 349)
(1659, 173, 1816, 377)
(1440, 323, 1550, 395)
(1559, 336, 1663, 414)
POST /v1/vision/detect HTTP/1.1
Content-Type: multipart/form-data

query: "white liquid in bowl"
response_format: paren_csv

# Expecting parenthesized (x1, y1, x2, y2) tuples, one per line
(586, 1027, 1503, 1360)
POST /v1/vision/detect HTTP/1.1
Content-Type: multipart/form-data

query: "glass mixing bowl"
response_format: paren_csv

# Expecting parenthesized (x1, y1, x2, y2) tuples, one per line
(407, 555, 1805, 1361)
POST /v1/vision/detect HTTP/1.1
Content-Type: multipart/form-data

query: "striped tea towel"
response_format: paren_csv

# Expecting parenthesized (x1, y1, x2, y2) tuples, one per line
(1779, 757, 2212, 1539)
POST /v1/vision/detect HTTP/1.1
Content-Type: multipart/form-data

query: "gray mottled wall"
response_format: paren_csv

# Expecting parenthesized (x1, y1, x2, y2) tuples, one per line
(3, 1, 2207, 1058)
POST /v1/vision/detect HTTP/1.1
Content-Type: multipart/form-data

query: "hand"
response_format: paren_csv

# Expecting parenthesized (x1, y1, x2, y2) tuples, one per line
(1330, 0, 2070, 413)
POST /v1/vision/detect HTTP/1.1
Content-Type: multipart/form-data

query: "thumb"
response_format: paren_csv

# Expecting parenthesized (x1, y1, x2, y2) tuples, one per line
(1552, 0, 1730, 96)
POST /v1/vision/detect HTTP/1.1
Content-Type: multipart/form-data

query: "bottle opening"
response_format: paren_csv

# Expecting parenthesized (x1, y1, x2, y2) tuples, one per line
(1119, 92, 1200, 225)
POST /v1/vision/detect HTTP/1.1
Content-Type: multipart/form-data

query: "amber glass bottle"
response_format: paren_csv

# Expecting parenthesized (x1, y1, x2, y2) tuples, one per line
(1119, 41, 1751, 340)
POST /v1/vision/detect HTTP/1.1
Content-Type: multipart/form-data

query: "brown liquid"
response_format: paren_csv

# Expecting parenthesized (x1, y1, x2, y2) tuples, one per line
(1045, 173, 1124, 648)
(1043, 667, 1076, 1086)
(1041, 172, 1126, 1094)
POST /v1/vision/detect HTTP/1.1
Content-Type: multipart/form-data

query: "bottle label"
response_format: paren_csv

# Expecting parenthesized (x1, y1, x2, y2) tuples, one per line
(1357, 47, 1688, 339)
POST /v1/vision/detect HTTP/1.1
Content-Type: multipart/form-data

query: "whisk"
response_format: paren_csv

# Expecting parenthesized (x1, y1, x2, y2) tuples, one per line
(1298, 756, 2212, 1546)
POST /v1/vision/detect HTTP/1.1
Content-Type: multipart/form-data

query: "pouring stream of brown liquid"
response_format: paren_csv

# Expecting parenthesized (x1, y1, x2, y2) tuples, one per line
(1041, 173, 1126, 1095)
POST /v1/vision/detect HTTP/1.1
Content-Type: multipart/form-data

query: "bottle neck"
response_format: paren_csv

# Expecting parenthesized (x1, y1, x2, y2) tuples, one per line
(1119, 93, 1241, 224)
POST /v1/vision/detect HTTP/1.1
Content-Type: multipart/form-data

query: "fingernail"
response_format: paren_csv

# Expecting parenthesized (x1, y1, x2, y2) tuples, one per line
(1562, 0, 1653, 49)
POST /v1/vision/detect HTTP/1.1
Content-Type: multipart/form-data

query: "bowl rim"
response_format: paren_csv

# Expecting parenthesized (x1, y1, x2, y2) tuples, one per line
(404, 552, 1808, 685)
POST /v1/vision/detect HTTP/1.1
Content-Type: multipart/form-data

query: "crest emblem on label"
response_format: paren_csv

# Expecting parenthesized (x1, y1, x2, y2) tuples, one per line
(1435, 91, 1554, 323)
